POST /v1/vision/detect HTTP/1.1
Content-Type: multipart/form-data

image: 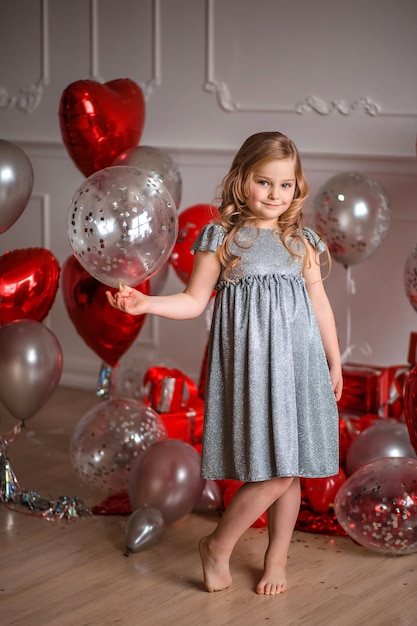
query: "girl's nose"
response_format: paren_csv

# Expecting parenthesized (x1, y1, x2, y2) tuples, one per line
(269, 187, 280, 199)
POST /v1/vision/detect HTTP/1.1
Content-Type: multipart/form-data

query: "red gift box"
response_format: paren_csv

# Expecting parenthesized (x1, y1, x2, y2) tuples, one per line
(143, 366, 199, 413)
(338, 363, 390, 415)
(379, 364, 410, 418)
(160, 401, 204, 446)
(143, 366, 204, 446)
(338, 363, 409, 418)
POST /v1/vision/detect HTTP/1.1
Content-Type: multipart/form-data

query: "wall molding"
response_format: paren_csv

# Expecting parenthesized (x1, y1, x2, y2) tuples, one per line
(16, 139, 417, 174)
(0, 0, 50, 113)
(0, 0, 162, 113)
(90, 0, 161, 100)
(204, 0, 417, 118)
(60, 357, 101, 390)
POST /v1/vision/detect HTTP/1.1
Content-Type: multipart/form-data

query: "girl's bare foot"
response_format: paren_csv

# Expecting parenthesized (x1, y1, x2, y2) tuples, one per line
(199, 536, 232, 592)
(256, 563, 287, 595)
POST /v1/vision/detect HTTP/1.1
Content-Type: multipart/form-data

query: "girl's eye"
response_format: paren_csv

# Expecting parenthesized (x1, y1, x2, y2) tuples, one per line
(258, 180, 269, 186)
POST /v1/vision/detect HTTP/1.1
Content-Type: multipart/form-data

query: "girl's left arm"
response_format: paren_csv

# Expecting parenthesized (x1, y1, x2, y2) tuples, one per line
(303, 246, 343, 401)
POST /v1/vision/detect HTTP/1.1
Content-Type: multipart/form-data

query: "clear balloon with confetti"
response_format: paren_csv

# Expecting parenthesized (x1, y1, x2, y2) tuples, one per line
(335, 457, 417, 555)
(67, 166, 178, 288)
(313, 171, 391, 267)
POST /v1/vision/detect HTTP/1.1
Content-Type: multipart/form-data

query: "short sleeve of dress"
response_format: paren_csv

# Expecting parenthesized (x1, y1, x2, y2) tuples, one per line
(302, 227, 327, 254)
(191, 223, 226, 255)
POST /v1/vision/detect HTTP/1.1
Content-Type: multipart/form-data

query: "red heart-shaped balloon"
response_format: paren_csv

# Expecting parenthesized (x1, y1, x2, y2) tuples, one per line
(59, 79, 146, 178)
(61, 255, 148, 366)
(0, 248, 60, 325)
(304, 467, 347, 513)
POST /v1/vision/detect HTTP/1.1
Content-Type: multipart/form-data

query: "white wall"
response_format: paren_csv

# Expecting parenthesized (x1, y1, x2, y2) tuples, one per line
(1, 0, 417, 391)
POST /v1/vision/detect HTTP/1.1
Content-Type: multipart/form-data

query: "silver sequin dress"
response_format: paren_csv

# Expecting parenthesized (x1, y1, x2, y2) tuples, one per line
(191, 223, 339, 482)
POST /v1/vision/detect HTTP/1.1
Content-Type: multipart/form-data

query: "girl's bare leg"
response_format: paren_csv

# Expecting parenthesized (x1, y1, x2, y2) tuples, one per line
(256, 477, 301, 595)
(199, 477, 294, 592)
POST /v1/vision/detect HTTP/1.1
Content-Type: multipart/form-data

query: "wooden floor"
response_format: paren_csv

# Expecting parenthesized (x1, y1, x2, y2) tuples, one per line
(1, 387, 416, 626)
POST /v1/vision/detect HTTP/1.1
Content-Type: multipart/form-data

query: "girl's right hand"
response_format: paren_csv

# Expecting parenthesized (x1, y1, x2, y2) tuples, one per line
(329, 363, 343, 402)
(105, 284, 150, 316)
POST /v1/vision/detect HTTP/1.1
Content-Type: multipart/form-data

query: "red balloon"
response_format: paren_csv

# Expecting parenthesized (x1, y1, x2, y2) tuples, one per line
(223, 481, 268, 528)
(61, 255, 148, 366)
(404, 364, 417, 455)
(304, 467, 347, 513)
(170, 204, 218, 284)
(59, 79, 146, 178)
(0, 248, 60, 324)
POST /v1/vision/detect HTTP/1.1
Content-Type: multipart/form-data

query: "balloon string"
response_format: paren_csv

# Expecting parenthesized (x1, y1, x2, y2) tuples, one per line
(341, 266, 355, 363)
(97, 362, 115, 399)
(341, 266, 372, 364)
(0, 423, 22, 450)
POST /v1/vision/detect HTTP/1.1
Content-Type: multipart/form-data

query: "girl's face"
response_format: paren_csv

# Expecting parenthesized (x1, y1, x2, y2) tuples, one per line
(245, 158, 296, 228)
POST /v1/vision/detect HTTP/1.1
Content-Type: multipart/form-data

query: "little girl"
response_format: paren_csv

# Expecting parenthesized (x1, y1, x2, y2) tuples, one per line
(106, 131, 343, 596)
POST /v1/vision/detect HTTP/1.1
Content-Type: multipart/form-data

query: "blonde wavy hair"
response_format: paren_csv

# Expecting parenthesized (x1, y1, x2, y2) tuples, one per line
(216, 131, 321, 280)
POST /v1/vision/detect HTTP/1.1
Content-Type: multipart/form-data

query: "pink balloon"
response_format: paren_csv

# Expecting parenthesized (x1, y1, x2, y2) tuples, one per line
(193, 480, 222, 515)
(0, 320, 62, 423)
(128, 439, 205, 525)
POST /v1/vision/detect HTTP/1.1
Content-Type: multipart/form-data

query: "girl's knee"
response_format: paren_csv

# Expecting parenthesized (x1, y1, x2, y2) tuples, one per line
(267, 476, 295, 496)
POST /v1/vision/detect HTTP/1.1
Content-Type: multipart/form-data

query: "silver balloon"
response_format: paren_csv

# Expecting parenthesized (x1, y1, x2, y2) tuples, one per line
(128, 439, 205, 525)
(124, 507, 165, 555)
(346, 420, 417, 475)
(0, 139, 34, 233)
(0, 320, 63, 423)
(67, 166, 178, 288)
(113, 146, 182, 209)
(313, 171, 391, 266)
(335, 457, 417, 555)
(404, 244, 417, 313)
(70, 398, 167, 495)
